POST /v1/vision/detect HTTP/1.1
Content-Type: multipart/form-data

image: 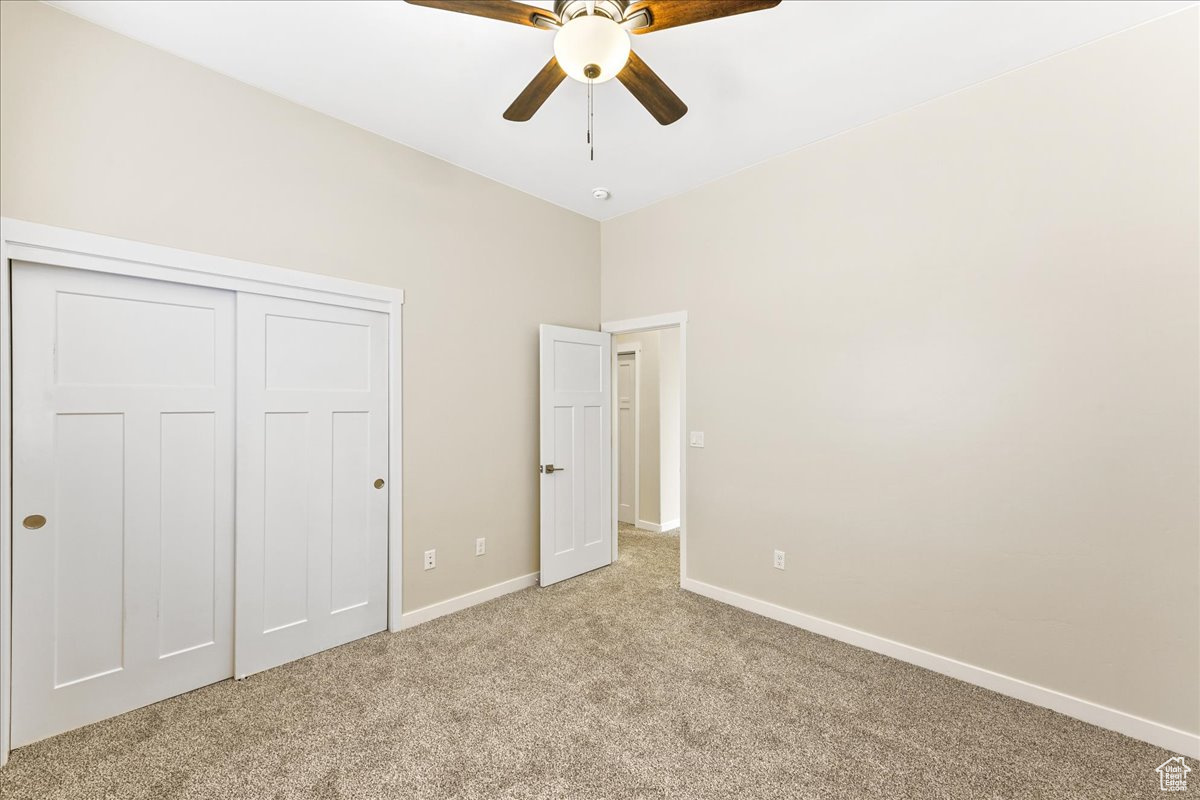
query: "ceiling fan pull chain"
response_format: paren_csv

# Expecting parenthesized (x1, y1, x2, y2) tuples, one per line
(588, 76, 594, 161)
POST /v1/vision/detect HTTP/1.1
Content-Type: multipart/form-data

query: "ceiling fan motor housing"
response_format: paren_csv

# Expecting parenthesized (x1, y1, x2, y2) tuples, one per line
(555, 0, 630, 23)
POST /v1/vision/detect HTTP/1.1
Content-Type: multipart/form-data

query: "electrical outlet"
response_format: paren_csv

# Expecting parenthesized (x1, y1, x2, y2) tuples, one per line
(773, 550, 785, 570)
(689, 431, 705, 448)
(424, 549, 436, 570)
(475, 537, 486, 556)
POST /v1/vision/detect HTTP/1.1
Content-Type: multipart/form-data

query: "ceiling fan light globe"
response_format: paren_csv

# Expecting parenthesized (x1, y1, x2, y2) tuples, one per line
(553, 15, 630, 83)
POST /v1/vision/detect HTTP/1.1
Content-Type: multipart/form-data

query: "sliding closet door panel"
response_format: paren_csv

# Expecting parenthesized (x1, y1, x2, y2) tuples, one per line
(236, 294, 389, 678)
(11, 263, 235, 747)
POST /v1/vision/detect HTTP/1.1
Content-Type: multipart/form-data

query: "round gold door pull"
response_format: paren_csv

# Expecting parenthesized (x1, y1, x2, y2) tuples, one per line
(374, 478, 385, 489)
(23, 514, 46, 530)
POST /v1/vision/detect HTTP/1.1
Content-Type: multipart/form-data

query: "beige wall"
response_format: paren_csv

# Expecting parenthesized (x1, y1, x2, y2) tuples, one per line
(0, 0, 600, 612)
(603, 9, 1200, 735)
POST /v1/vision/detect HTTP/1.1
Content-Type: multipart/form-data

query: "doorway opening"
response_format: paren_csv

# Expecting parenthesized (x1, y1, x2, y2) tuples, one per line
(603, 312, 687, 585)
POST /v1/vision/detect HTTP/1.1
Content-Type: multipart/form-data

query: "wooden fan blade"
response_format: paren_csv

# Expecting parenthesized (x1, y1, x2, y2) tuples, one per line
(626, 0, 781, 34)
(617, 50, 687, 125)
(404, 0, 557, 29)
(504, 57, 568, 121)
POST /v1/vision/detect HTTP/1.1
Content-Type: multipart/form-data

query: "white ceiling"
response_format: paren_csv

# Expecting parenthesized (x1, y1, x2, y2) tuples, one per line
(49, 0, 1195, 221)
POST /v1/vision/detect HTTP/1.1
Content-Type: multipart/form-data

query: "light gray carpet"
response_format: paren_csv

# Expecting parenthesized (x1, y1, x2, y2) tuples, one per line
(0, 525, 1177, 799)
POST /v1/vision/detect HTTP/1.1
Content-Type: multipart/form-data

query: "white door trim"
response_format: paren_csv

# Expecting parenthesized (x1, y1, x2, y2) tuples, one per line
(615, 346, 641, 529)
(601, 312, 687, 584)
(0, 217, 406, 766)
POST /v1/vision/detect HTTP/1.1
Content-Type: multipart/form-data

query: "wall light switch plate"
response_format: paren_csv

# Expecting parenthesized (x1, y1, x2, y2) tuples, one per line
(773, 550, 785, 570)
(689, 431, 705, 448)
(424, 549, 436, 570)
(475, 537, 486, 556)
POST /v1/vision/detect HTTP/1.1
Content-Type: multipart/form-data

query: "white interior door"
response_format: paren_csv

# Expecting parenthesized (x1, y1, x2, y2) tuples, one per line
(539, 325, 612, 586)
(11, 263, 235, 746)
(236, 294, 389, 677)
(617, 352, 637, 525)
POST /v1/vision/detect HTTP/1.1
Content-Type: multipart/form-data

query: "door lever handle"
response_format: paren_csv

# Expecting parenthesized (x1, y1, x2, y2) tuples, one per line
(540, 464, 566, 474)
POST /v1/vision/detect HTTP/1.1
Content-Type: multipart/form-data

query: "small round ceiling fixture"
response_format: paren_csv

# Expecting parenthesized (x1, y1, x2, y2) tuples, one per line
(592, 187, 611, 200)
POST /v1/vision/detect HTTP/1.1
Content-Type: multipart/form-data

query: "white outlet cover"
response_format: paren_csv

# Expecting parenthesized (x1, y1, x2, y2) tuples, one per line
(773, 550, 785, 570)
(690, 431, 705, 448)
(424, 549, 436, 570)
(475, 537, 486, 556)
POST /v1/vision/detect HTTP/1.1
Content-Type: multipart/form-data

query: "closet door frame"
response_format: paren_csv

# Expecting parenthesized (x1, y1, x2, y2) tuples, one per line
(0, 217, 406, 767)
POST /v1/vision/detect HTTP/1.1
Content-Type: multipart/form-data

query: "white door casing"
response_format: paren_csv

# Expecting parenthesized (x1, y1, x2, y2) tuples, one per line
(539, 325, 612, 587)
(617, 352, 638, 525)
(235, 294, 389, 678)
(11, 264, 236, 747)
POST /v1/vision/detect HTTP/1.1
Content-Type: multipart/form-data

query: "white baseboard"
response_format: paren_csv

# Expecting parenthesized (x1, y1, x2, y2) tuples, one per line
(397, 572, 539, 630)
(635, 519, 680, 533)
(682, 577, 1200, 758)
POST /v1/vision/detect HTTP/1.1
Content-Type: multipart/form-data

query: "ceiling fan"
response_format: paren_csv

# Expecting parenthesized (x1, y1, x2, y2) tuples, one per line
(406, 0, 782, 126)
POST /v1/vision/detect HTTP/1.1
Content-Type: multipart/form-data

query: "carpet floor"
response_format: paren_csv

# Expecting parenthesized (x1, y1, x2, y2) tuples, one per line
(0, 525, 1179, 799)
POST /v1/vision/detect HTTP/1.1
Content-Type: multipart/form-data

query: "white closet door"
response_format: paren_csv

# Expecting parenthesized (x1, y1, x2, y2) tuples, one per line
(235, 294, 389, 678)
(11, 263, 235, 747)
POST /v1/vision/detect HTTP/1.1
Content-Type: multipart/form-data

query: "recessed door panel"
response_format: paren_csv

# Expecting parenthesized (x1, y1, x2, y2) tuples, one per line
(331, 412, 371, 613)
(583, 406, 603, 546)
(263, 412, 311, 632)
(265, 314, 370, 391)
(53, 412, 125, 687)
(55, 292, 216, 387)
(158, 412, 218, 658)
(553, 407, 575, 555)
